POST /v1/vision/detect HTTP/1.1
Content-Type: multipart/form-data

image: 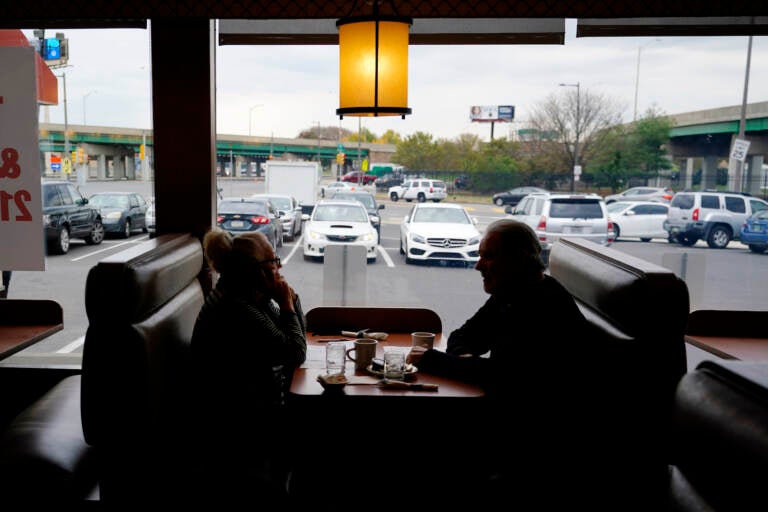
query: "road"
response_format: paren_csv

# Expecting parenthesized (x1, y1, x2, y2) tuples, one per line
(6, 178, 767, 363)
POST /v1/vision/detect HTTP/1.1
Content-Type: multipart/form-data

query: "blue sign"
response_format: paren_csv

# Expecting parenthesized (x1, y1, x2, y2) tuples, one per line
(51, 163, 61, 171)
(498, 105, 515, 121)
(44, 38, 60, 60)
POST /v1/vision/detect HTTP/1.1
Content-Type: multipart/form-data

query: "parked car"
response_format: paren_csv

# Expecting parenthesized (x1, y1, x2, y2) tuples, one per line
(303, 199, 378, 262)
(605, 201, 669, 241)
(374, 173, 403, 190)
(454, 174, 472, 190)
(506, 192, 613, 265)
(88, 191, 149, 238)
(250, 193, 306, 241)
(216, 197, 283, 250)
(664, 190, 768, 248)
(340, 171, 377, 185)
(320, 180, 358, 198)
(41, 180, 104, 254)
(327, 190, 385, 240)
(604, 186, 674, 204)
(739, 208, 768, 253)
(388, 179, 447, 203)
(399, 202, 481, 265)
(145, 197, 156, 234)
(492, 186, 548, 207)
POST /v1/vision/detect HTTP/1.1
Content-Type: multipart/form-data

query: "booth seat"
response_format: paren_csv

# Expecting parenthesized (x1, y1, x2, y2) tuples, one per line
(548, 237, 690, 509)
(0, 233, 205, 506)
(669, 360, 768, 512)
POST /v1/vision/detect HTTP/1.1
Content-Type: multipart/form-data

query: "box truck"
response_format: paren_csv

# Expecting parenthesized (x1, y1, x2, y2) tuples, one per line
(264, 160, 321, 215)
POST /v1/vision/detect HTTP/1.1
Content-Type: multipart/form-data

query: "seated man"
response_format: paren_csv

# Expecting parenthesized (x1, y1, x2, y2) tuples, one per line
(408, 220, 606, 507)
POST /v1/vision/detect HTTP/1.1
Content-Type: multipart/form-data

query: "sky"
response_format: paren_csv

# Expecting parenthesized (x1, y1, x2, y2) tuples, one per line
(25, 21, 768, 143)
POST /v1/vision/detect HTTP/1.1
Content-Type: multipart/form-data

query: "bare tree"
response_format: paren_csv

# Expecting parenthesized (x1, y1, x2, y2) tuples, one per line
(528, 88, 625, 182)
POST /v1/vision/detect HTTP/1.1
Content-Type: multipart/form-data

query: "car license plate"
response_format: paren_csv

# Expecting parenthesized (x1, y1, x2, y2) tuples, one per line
(563, 226, 586, 234)
(230, 220, 244, 228)
(751, 224, 763, 232)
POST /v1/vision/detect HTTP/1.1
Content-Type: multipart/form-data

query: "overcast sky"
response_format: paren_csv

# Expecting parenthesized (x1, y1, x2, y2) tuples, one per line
(26, 21, 768, 142)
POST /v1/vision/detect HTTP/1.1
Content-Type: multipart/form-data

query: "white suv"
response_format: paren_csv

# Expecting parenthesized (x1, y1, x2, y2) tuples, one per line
(506, 192, 614, 264)
(388, 179, 447, 203)
(664, 190, 768, 248)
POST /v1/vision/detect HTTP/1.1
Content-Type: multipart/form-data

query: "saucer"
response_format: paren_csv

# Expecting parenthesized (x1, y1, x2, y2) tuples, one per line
(366, 364, 417, 378)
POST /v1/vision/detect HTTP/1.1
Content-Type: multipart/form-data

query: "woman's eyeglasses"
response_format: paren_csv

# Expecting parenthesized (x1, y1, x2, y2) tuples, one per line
(256, 257, 281, 268)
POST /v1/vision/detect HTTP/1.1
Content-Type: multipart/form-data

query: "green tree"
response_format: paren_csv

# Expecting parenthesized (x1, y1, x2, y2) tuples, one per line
(345, 127, 378, 143)
(377, 129, 402, 145)
(393, 132, 439, 170)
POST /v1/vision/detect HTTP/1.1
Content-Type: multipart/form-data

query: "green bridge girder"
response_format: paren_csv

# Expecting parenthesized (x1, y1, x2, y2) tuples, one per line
(38, 130, 368, 160)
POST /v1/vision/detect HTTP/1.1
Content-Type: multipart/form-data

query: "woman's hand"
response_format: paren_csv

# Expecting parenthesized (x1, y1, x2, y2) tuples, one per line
(406, 346, 428, 365)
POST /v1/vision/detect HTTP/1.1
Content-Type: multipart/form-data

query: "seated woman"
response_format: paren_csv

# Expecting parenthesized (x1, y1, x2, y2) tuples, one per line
(189, 229, 307, 504)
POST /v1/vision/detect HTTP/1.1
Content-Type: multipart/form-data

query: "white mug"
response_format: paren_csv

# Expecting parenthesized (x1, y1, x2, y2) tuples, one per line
(411, 331, 436, 350)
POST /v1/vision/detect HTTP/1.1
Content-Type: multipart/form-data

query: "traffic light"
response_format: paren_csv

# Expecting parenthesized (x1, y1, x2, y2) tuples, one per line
(139, 144, 145, 160)
(339, 153, 345, 165)
(71, 150, 77, 163)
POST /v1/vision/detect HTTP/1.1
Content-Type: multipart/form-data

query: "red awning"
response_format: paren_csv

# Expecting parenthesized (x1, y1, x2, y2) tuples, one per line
(0, 29, 58, 105)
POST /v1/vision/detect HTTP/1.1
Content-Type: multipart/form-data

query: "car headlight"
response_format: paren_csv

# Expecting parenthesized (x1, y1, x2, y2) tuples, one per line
(106, 211, 123, 220)
(468, 235, 481, 245)
(42, 214, 52, 226)
(411, 233, 426, 244)
(307, 229, 325, 241)
(361, 232, 375, 242)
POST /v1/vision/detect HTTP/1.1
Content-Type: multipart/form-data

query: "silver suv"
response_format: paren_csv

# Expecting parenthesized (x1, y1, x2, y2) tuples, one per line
(664, 191, 768, 248)
(388, 179, 447, 203)
(506, 192, 613, 264)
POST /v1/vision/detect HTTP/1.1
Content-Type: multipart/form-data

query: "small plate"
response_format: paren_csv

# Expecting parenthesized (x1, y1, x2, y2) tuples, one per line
(366, 364, 418, 377)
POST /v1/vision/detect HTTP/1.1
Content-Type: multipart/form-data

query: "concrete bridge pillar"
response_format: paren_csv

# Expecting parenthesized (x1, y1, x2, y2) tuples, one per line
(97, 154, 107, 179)
(113, 156, 126, 180)
(680, 157, 694, 190)
(747, 154, 765, 196)
(126, 156, 136, 180)
(702, 156, 718, 189)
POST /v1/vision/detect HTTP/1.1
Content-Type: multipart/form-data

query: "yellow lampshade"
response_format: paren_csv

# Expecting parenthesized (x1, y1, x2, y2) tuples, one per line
(336, 15, 412, 119)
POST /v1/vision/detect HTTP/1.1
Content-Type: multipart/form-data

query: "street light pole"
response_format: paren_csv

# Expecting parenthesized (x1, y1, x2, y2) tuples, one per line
(82, 90, 96, 125)
(633, 39, 660, 122)
(57, 72, 71, 180)
(559, 82, 580, 192)
(249, 104, 263, 136)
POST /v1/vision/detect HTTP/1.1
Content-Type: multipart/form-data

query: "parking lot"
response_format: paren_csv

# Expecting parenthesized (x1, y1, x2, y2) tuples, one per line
(5, 178, 767, 362)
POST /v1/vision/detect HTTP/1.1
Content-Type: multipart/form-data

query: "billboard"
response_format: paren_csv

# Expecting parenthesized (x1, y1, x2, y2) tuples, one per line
(469, 105, 515, 122)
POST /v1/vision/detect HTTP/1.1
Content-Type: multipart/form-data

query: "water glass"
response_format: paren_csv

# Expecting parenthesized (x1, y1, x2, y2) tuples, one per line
(325, 341, 347, 376)
(383, 347, 406, 380)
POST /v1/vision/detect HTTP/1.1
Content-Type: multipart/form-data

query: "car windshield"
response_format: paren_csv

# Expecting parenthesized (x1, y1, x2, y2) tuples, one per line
(413, 207, 471, 224)
(549, 199, 604, 219)
(90, 195, 129, 208)
(267, 197, 292, 210)
(313, 204, 368, 222)
(333, 193, 375, 208)
(219, 200, 268, 215)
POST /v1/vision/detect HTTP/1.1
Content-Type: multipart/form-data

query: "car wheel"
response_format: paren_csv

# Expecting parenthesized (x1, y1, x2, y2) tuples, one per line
(432, 199, 441, 203)
(52, 226, 70, 255)
(390, 192, 399, 202)
(495, 198, 504, 206)
(640, 238, 652, 242)
(748, 244, 767, 254)
(417, 193, 426, 203)
(122, 218, 132, 238)
(142, 222, 149, 234)
(86, 220, 105, 245)
(612, 224, 621, 240)
(707, 225, 731, 248)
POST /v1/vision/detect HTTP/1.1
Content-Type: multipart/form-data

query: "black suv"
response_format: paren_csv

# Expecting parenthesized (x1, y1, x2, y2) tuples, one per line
(42, 181, 105, 254)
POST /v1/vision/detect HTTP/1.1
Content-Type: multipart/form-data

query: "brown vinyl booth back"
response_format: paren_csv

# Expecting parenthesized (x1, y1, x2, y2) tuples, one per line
(81, 233, 204, 503)
(548, 237, 690, 508)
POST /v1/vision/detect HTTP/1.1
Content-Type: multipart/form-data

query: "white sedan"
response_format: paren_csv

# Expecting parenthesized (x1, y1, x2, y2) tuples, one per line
(303, 200, 378, 262)
(606, 201, 670, 242)
(320, 181, 359, 198)
(400, 203, 481, 265)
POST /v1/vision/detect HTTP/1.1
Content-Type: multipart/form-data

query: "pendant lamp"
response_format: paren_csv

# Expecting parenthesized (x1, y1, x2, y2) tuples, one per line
(336, 2, 412, 119)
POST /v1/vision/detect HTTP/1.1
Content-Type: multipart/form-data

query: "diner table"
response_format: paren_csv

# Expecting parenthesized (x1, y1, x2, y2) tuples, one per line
(287, 306, 489, 506)
(0, 299, 63, 362)
(684, 309, 768, 363)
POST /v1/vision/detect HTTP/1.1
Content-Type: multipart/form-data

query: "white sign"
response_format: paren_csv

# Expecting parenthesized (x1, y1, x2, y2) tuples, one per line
(0, 47, 45, 270)
(730, 138, 750, 162)
(574, 165, 582, 176)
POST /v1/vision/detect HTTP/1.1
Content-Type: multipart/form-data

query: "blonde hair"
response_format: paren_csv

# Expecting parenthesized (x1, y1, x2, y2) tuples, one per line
(202, 228, 271, 275)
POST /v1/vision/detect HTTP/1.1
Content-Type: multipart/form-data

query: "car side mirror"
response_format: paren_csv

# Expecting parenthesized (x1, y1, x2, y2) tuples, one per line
(472, 217, 479, 224)
(403, 215, 410, 223)
(625, 211, 635, 216)
(301, 213, 310, 221)
(504, 205, 513, 214)
(378, 204, 385, 210)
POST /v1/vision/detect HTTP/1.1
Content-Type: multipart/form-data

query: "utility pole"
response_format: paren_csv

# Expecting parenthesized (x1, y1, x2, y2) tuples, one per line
(733, 35, 753, 193)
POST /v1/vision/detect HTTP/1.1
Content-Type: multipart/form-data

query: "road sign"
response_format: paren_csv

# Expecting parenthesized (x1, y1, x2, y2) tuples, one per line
(730, 139, 750, 162)
(63, 158, 72, 174)
(51, 162, 61, 171)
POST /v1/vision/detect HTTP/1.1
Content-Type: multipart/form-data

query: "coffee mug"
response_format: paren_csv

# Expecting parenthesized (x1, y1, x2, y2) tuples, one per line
(346, 338, 378, 371)
(411, 331, 436, 350)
